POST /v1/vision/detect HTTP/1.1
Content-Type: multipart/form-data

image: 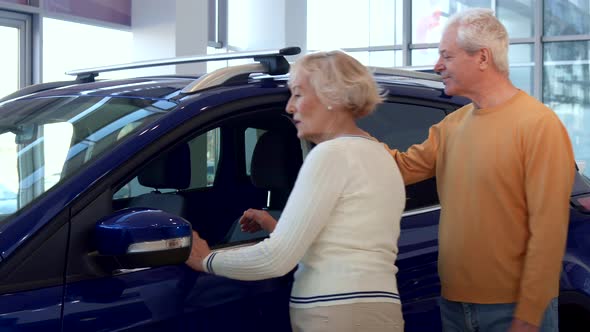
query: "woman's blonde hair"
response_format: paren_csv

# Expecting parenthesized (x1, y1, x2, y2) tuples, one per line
(288, 50, 384, 118)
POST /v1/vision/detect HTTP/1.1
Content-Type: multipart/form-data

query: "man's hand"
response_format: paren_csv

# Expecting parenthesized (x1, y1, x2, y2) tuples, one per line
(239, 208, 278, 233)
(508, 318, 539, 332)
(185, 231, 211, 272)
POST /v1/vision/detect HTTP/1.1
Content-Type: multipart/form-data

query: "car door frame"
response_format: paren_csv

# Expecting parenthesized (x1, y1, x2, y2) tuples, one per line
(61, 92, 295, 331)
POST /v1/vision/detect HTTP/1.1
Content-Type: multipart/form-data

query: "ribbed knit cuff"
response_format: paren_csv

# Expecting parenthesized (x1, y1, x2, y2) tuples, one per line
(203, 252, 218, 274)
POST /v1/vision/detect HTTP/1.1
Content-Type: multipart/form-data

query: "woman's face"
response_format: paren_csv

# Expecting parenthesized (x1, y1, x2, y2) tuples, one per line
(286, 71, 335, 143)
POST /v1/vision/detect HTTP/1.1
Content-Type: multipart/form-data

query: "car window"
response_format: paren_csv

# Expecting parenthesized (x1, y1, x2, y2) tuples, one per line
(357, 102, 446, 151)
(188, 128, 220, 189)
(244, 127, 267, 176)
(0, 96, 175, 216)
(113, 127, 221, 200)
(110, 107, 301, 249)
(357, 101, 448, 211)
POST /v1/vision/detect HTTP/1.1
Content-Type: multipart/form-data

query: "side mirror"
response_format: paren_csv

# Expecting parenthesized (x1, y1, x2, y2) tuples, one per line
(95, 208, 192, 269)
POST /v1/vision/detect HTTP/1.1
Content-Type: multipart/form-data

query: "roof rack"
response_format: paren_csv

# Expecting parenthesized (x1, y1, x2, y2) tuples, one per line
(65, 47, 301, 82)
(369, 66, 442, 82)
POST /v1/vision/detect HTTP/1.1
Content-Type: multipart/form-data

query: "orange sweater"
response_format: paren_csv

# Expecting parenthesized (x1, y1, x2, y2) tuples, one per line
(389, 90, 575, 325)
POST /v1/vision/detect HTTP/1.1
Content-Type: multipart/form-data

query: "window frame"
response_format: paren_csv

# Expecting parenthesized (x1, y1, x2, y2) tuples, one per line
(0, 10, 32, 90)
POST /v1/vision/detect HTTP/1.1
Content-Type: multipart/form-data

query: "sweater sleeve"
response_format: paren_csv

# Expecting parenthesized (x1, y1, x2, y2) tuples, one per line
(386, 120, 441, 185)
(201, 142, 348, 280)
(515, 112, 575, 325)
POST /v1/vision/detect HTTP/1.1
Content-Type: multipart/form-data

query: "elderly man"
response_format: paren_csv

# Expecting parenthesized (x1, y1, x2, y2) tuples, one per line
(388, 8, 574, 332)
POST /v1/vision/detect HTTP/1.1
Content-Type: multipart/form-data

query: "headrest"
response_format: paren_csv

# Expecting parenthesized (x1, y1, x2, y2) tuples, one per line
(138, 143, 191, 190)
(250, 131, 302, 191)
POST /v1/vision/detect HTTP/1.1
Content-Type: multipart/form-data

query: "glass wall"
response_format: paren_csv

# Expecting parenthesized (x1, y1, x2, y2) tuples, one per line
(544, 0, 590, 36)
(0, 10, 30, 99)
(411, 0, 491, 44)
(0, 26, 18, 98)
(497, 0, 534, 38)
(42, 17, 132, 82)
(544, 41, 590, 172)
(543, 1, 590, 173)
(307, 0, 403, 67)
(304, 0, 590, 176)
(509, 44, 534, 96)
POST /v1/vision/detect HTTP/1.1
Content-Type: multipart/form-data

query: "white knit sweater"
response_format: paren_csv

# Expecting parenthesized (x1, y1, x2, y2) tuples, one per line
(203, 136, 406, 308)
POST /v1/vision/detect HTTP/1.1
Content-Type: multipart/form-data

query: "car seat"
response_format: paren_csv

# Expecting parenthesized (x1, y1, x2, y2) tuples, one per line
(222, 130, 303, 244)
(128, 143, 191, 218)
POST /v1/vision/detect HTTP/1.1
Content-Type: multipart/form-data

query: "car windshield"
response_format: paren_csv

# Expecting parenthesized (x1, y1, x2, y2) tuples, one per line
(0, 95, 176, 217)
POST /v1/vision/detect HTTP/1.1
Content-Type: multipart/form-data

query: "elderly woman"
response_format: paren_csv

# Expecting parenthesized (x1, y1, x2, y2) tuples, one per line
(186, 50, 405, 331)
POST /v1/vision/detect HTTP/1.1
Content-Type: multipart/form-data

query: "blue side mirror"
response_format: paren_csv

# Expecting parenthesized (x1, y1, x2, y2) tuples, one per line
(95, 208, 192, 269)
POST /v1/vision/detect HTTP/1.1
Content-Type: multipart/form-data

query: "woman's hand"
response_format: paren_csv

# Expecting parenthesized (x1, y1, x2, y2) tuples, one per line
(185, 231, 211, 272)
(239, 208, 278, 233)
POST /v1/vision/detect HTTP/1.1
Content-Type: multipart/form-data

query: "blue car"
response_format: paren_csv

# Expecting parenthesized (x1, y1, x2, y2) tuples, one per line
(0, 47, 588, 331)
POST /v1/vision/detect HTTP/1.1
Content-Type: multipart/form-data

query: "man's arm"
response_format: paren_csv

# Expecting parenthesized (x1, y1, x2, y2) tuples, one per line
(385, 122, 442, 185)
(516, 112, 575, 325)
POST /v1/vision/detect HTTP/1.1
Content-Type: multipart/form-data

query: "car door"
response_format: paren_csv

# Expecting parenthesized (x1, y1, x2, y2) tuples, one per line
(61, 99, 296, 332)
(0, 211, 68, 331)
(357, 98, 456, 332)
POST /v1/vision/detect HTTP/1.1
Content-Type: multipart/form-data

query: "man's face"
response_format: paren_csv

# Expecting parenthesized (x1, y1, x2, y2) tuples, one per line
(434, 25, 482, 97)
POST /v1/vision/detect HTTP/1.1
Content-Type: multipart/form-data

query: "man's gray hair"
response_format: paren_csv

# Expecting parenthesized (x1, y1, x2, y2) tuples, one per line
(445, 8, 509, 74)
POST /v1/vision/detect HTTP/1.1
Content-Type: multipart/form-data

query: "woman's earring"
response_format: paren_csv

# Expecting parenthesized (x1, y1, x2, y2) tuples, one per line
(327, 105, 333, 110)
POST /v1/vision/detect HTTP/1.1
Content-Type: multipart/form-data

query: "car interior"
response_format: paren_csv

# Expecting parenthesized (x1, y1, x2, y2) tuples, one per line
(111, 107, 305, 248)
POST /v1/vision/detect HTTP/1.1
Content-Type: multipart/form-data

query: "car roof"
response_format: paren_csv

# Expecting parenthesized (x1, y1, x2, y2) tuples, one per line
(2, 46, 464, 107)
(16, 77, 196, 99)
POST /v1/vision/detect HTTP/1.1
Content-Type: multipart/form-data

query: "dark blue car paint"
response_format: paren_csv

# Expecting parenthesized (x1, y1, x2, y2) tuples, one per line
(0, 74, 587, 331)
(562, 207, 590, 297)
(61, 266, 292, 331)
(0, 285, 62, 331)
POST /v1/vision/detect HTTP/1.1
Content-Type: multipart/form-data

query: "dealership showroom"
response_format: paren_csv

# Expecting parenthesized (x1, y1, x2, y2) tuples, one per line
(1, 0, 590, 331)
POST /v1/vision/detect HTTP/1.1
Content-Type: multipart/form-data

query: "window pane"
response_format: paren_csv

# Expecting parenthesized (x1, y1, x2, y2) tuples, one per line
(497, 0, 533, 38)
(245, 128, 267, 176)
(358, 102, 446, 151)
(206, 129, 220, 186)
(308, 0, 369, 49)
(1, 96, 174, 213)
(42, 18, 132, 82)
(358, 102, 447, 210)
(227, 0, 286, 50)
(308, 0, 402, 50)
(544, 0, 590, 36)
(0, 132, 17, 214)
(43, 122, 73, 189)
(369, 0, 403, 46)
(114, 127, 220, 200)
(370, 50, 403, 67)
(187, 128, 220, 188)
(509, 44, 533, 95)
(349, 51, 403, 68)
(0, 26, 18, 98)
(543, 41, 590, 175)
(411, 48, 439, 67)
(411, 0, 491, 44)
